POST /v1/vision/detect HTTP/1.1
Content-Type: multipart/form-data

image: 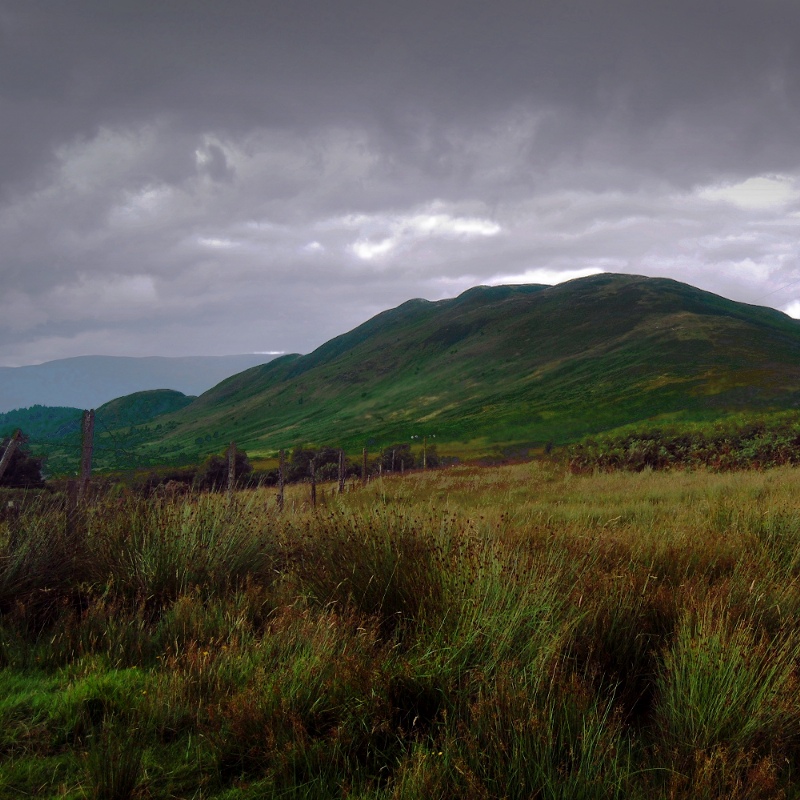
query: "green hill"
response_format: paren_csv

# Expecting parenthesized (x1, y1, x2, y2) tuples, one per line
(128, 273, 800, 466)
(2, 390, 195, 475)
(0, 405, 83, 443)
(96, 388, 195, 430)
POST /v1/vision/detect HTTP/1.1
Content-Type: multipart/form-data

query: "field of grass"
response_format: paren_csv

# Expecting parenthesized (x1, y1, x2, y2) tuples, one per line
(4, 462, 800, 797)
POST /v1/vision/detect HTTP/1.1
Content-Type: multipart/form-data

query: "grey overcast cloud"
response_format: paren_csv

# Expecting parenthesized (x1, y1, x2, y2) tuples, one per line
(2, 1, 800, 366)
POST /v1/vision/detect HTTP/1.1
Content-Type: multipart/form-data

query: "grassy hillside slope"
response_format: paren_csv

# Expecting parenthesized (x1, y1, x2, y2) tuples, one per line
(135, 273, 800, 465)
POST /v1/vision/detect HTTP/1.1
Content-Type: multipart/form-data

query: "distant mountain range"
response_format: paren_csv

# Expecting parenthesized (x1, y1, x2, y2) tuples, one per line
(0, 354, 278, 413)
(7, 274, 800, 473)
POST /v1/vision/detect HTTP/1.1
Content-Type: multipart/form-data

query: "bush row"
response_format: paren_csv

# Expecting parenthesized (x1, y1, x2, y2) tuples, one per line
(569, 418, 800, 472)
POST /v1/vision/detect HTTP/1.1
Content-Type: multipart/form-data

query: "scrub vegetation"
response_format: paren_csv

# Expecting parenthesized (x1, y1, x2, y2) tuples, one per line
(569, 412, 800, 473)
(3, 462, 800, 798)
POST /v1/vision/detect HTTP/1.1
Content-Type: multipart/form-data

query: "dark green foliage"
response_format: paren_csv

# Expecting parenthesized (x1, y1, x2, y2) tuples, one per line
(569, 415, 800, 472)
(379, 443, 415, 472)
(2, 391, 195, 476)
(312, 447, 347, 481)
(193, 447, 252, 491)
(132, 466, 198, 496)
(96, 389, 194, 429)
(0, 433, 44, 488)
(417, 443, 439, 468)
(287, 446, 316, 482)
(287, 446, 349, 482)
(0, 405, 82, 442)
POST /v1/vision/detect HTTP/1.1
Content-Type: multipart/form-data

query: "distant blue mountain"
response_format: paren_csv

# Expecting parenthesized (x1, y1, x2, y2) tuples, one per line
(0, 354, 279, 413)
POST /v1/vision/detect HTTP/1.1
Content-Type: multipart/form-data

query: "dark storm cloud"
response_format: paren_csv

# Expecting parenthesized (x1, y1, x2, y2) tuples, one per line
(2, 1, 800, 365)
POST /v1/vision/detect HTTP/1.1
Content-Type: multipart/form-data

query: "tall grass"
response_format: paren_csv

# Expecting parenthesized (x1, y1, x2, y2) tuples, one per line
(654, 598, 800, 791)
(88, 492, 282, 608)
(3, 465, 800, 797)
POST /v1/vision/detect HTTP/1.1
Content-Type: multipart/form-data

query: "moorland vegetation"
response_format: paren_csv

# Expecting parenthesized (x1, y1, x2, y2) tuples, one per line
(569, 412, 800, 473)
(3, 462, 800, 797)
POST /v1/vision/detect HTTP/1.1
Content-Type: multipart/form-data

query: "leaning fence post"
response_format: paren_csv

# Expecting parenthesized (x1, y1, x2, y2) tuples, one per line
(0, 430, 21, 483)
(78, 410, 95, 501)
(227, 441, 236, 497)
(338, 449, 345, 494)
(277, 449, 285, 510)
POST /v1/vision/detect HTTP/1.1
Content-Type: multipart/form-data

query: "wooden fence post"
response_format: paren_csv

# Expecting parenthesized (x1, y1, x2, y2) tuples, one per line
(423, 436, 427, 470)
(78, 410, 95, 501)
(362, 446, 368, 486)
(0, 430, 21, 483)
(338, 449, 345, 494)
(66, 478, 82, 539)
(227, 441, 236, 498)
(277, 449, 285, 510)
(309, 457, 317, 508)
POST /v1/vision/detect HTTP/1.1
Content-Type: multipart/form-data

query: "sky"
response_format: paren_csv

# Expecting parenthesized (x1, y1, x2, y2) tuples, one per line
(2, 1, 800, 366)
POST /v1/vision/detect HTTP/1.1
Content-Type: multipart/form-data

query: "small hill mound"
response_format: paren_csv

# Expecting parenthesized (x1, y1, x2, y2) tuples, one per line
(97, 389, 195, 429)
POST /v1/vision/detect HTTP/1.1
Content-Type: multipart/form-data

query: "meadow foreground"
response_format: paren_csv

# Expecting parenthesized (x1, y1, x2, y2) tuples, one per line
(2, 463, 800, 798)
